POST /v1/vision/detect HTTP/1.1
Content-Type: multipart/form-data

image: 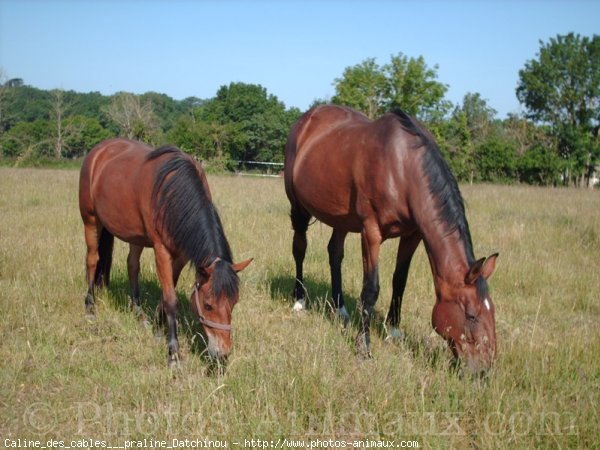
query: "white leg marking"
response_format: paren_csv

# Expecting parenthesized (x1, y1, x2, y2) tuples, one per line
(385, 326, 404, 341)
(293, 299, 305, 312)
(337, 305, 350, 324)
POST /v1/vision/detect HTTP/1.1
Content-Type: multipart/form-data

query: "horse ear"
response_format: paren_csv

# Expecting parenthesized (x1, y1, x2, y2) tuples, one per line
(202, 259, 219, 277)
(232, 258, 253, 273)
(481, 253, 499, 280)
(465, 253, 499, 285)
(465, 257, 486, 285)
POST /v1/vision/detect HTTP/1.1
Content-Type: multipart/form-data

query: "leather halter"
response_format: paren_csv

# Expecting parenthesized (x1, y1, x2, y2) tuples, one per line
(192, 281, 232, 332)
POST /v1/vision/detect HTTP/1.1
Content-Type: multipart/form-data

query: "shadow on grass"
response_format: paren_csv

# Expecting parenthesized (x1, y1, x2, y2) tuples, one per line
(268, 273, 386, 339)
(91, 269, 218, 368)
(268, 272, 454, 372)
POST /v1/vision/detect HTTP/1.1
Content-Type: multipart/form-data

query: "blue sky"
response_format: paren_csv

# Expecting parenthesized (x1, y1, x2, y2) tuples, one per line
(0, 0, 598, 118)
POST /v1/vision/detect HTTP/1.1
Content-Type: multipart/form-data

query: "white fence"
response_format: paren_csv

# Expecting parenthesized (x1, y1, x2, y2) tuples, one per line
(235, 160, 284, 177)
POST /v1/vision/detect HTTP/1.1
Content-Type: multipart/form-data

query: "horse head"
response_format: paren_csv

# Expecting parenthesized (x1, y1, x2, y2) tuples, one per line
(191, 258, 252, 360)
(432, 254, 498, 374)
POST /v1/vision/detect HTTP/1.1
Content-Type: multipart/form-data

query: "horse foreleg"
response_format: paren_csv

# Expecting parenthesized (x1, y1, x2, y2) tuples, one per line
(154, 244, 180, 368)
(328, 228, 349, 324)
(172, 255, 187, 287)
(357, 223, 382, 358)
(385, 233, 422, 341)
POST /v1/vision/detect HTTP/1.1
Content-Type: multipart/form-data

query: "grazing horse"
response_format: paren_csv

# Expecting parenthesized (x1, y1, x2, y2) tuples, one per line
(284, 105, 498, 373)
(79, 138, 252, 366)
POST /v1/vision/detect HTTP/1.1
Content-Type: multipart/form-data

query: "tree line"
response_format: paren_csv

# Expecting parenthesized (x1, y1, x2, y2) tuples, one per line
(1, 32, 598, 186)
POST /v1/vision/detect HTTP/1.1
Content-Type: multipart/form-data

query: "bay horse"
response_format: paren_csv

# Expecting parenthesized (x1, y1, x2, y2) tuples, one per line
(284, 105, 498, 373)
(79, 138, 252, 367)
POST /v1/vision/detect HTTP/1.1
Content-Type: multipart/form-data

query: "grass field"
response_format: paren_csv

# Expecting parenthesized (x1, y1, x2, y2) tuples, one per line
(0, 167, 598, 449)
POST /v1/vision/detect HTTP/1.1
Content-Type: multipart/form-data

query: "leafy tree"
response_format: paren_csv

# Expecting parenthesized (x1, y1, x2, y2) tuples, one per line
(332, 53, 450, 120)
(68, 91, 111, 125)
(517, 143, 562, 185)
(139, 91, 187, 133)
(439, 109, 473, 181)
(516, 33, 600, 186)
(439, 93, 497, 182)
(474, 137, 518, 183)
(0, 85, 51, 131)
(332, 58, 387, 119)
(62, 115, 112, 158)
(384, 53, 451, 120)
(1, 119, 52, 158)
(194, 82, 300, 161)
(458, 92, 497, 142)
(5, 78, 23, 88)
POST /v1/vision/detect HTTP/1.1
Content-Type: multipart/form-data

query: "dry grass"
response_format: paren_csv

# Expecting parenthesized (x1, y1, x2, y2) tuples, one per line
(0, 167, 598, 448)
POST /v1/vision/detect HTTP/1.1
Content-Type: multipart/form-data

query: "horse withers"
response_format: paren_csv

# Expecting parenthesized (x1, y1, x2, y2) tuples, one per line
(79, 138, 252, 367)
(284, 105, 498, 374)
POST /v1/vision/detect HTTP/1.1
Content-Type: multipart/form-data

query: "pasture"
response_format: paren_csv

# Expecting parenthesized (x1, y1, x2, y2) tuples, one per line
(0, 167, 598, 448)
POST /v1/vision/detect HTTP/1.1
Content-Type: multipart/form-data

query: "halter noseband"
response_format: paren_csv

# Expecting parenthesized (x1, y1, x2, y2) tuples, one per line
(192, 282, 233, 332)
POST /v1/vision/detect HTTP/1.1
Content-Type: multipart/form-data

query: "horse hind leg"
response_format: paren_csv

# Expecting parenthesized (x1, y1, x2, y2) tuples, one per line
(127, 244, 149, 325)
(328, 229, 350, 325)
(94, 227, 114, 288)
(290, 205, 311, 311)
(83, 223, 99, 316)
(83, 222, 113, 316)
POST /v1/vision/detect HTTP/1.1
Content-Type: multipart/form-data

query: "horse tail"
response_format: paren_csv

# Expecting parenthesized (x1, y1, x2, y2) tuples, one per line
(284, 108, 314, 202)
(94, 227, 114, 287)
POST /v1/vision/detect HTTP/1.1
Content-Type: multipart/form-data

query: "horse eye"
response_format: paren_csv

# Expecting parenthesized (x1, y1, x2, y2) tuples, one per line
(466, 312, 476, 322)
(204, 302, 213, 312)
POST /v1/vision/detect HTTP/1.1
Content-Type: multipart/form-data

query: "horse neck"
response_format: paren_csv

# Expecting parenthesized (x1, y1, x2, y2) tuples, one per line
(410, 188, 473, 295)
(183, 203, 233, 270)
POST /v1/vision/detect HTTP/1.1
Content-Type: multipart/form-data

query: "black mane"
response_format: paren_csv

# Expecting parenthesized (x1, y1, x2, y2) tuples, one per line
(148, 146, 238, 298)
(391, 110, 476, 265)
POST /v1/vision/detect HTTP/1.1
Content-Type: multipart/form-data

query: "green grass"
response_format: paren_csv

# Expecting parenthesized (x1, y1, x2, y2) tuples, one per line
(0, 167, 598, 448)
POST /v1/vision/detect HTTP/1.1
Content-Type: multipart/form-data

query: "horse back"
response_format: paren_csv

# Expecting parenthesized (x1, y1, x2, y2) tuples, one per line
(285, 105, 417, 234)
(79, 138, 156, 247)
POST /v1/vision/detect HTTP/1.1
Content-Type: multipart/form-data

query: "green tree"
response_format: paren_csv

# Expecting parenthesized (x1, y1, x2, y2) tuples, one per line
(516, 33, 600, 186)
(62, 115, 112, 158)
(474, 137, 518, 183)
(332, 53, 450, 120)
(0, 85, 51, 132)
(332, 58, 387, 118)
(440, 109, 473, 181)
(194, 82, 299, 162)
(0, 119, 52, 159)
(517, 143, 562, 185)
(458, 92, 497, 142)
(384, 53, 451, 120)
(502, 114, 562, 185)
(439, 93, 497, 182)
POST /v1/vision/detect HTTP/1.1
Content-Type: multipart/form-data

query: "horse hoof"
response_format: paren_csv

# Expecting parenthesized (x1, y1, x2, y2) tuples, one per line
(292, 299, 305, 312)
(385, 326, 404, 343)
(355, 333, 372, 360)
(133, 306, 151, 329)
(84, 305, 96, 320)
(337, 306, 350, 327)
(167, 355, 181, 369)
